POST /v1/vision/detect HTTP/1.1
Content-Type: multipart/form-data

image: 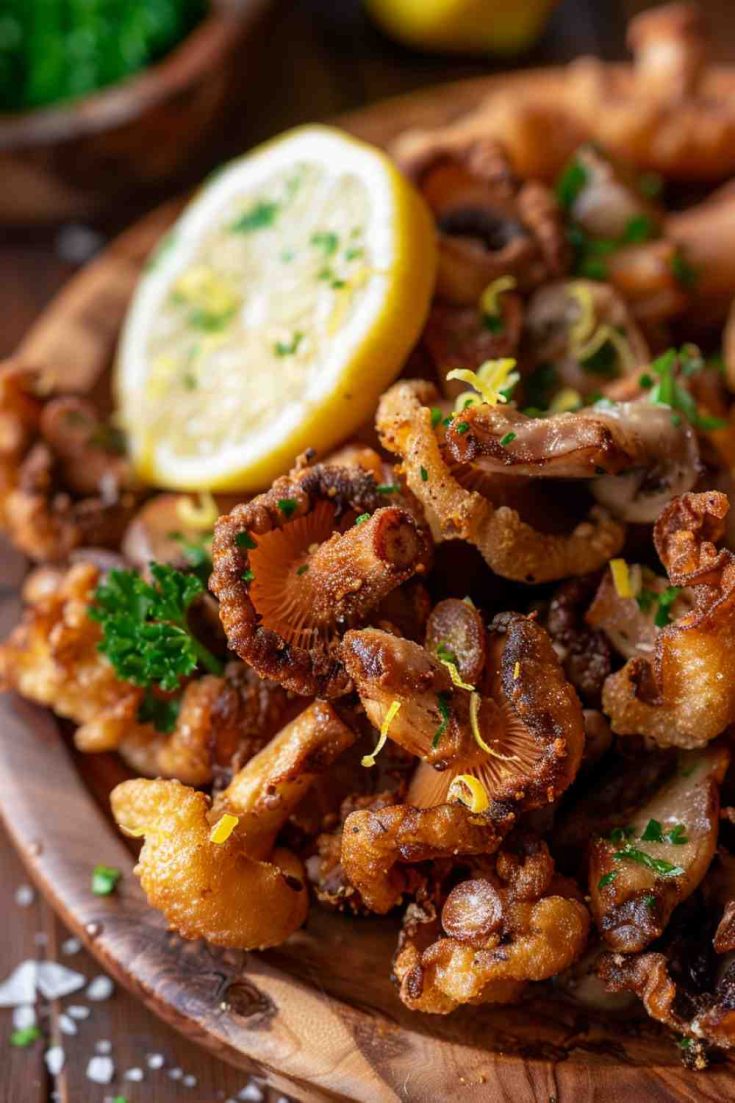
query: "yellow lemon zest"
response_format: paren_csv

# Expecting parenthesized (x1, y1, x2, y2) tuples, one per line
(610, 558, 634, 599)
(462, 595, 476, 608)
(176, 492, 219, 530)
(479, 275, 517, 319)
(438, 658, 474, 692)
(209, 813, 240, 845)
(362, 699, 401, 767)
(448, 358, 519, 410)
(470, 691, 519, 761)
(568, 282, 635, 373)
(513, 661, 521, 680)
(549, 387, 582, 413)
(447, 773, 489, 814)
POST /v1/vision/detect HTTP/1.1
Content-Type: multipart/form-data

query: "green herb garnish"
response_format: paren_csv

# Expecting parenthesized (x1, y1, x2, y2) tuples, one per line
(611, 844, 684, 878)
(432, 691, 452, 748)
(89, 564, 223, 690)
(670, 250, 697, 289)
(556, 158, 588, 209)
(436, 642, 459, 667)
(430, 407, 443, 428)
(455, 421, 470, 435)
(231, 200, 279, 233)
(91, 864, 121, 897)
(137, 688, 181, 735)
(523, 363, 558, 413)
(654, 586, 682, 628)
(420, 465, 428, 482)
(274, 332, 303, 357)
(620, 214, 656, 244)
(278, 498, 298, 518)
(648, 347, 727, 430)
(296, 564, 309, 576)
(499, 432, 516, 447)
(241, 569, 255, 583)
(376, 484, 399, 495)
(311, 231, 339, 256)
(236, 531, 257, 549)
(10, 1026, 42, 1047)
(642, 893, 657, 910)
(354, 513, 370, 526)
(598, 870, 618, 889)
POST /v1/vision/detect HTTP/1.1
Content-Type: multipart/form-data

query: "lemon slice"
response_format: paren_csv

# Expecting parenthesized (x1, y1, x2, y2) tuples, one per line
(116, 125, 437, 491)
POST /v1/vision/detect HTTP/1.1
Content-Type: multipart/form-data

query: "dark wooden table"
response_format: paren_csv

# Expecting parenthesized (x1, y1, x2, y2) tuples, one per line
(1, 1, 734, 1099)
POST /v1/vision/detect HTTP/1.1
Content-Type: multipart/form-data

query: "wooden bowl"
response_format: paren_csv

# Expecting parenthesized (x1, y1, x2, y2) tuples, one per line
(2, 71, 735, 1102)
(0, 0, 272, 225)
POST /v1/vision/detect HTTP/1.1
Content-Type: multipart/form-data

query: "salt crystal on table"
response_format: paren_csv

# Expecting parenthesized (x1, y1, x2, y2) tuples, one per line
(183, 1074, 197, 1087)
(86, 975, 114, 1002)
(58, 1013, 78, 1036)
(238, 1084, 265, 1102)
(14, 884, 35, 907)
(168, 1068, 183, 1080)
(0, 961, 38, 1006)
(37, 962, 86, 1000)
(12, 1004, 37, 1029)
(96, 1039, 112, 1054)
(45, 1046, 65, 1075)
(86, 1055, 115, 1084)
(61, 937, 81, 956)
(55, 224, 105, 266)
(146, 1053, 165, 1069)
(67, 1005, 90, 1020)
(124, 1067, 144, 1082)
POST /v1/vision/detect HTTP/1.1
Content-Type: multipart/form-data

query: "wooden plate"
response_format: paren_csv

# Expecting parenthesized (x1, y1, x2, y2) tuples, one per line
(2, 71, 734, 1102)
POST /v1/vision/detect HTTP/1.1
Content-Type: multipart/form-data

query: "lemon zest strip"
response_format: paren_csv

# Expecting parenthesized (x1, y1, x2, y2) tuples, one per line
(470, 691, 519, 761)
(362, 700, 401, 767)
(513, 661, 521, 680)
(177, 492, 219, 530)
(549, 387, 582, 413)
(448, 773, 490, 814)
(610, 558, 633, 599)
(479, 275, 517, 319)
(568, 283, 635, 372)
(438, 658, 474, 692)
(210, 813, 239, 845)
(448, 358, 519, 410)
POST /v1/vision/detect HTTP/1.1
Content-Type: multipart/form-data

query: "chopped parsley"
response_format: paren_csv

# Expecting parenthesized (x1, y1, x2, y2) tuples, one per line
(454, 421, 470, 435)
(10, 1026, 42, 1047)
(432, 691, 452, 748)
(235, 531, 257, 549)
(354, 513, 370, 526)
(169, 531, 212, 584)
(241, 569, 255, 583)
(620, 213, 656, 244)
(642, 893, 657, 910)
(277, 498, 298, 518)
(641, 818, 689, 845)
(311, 230, 339, 256)
(89, 564, 223, 690)
(296, 563, 309, 576)
(555, 157, 589, 209)
(670, 250, 697, 289)
(436, 642, 459, 667)
(420, 465, 428, 482)
(376, 483, 399, 495)
(499, 432, 516, 447)
(231, 200, 279, 233)
(274, 332, 303, 357)
(137, 688, 181, 734)
(636, 584, 681, 627)
(430, 407, 443, 428)
(645, 347, 727, 430)
(91, 864, 121, 896)
(608, 825, 636, 844)
(598, 870, 618, 889)
(345, 245, 364, 261)
(611, 844, 684, 878)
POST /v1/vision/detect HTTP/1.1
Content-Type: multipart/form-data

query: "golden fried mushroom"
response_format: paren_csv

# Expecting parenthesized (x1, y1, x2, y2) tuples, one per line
(589, 745, 728, 953)
(398, 136, 568, 305)
(211, 460, 431, 697)
(0, 359, 43, 522)
(377, 380, 624, 583)
(667, 183, 735, 326)
(569, 3, 735, 180)
(602, 491, 735, 747)
(111, 701, 355, 949)
(393, 836, 590, 1012)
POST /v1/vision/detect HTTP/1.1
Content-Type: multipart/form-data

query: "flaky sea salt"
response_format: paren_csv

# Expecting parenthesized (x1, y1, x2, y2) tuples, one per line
(12, 1004, 37, 1030)
(146, 1053, 165, 1069)
(14, 884, 35, 908)
(95, 1039, 112, 1054)
(168, 1068, 183, 1080)
(86, 1055, 115, 1084)
(45, 1046, 65, 1075)
(36, 962, 86, 1001)
(67, 1005, 91, 1020)
(58, 1013, 78, 1036)
(183, 1074, 197, 1087)
(238, 1084, 265, 1102)
(124, 1067, 144, 1082)
(86, 975, 114, 1002)
(61, 937, 82, 956)
(0, 961, 38, 1007)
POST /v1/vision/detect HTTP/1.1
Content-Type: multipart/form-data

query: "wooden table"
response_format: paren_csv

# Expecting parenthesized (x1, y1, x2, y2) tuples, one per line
(1, 1, 734, 1099)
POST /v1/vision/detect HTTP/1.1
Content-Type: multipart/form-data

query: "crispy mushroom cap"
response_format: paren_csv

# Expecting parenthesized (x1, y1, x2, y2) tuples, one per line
(376, 380, 624, 583)
(590, 744, 728, 953)
(111, 701, 355, 949)
(393, 836, 590, 1012)
(396, 136, 568, 305)
(568, 3, 735, 180)
(667, 183, 735, 326)
(422, 297, 523, 400)
(445, 398, 700, 525)
(342, 610, 584, 815)
(0, 359, 43, 523)
(545, 576, 612, 707)
(602, 491, 735, 747)
(210, 461, 431, 698)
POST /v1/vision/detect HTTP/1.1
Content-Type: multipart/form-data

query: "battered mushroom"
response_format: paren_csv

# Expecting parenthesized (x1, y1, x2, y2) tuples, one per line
(0, 561, 290, 784)
(210, 460, 431, 698)
(563, 144, 663, 243)
(589, 744, 728, 953)
(666, 183, 735, 326)
(397, 136, 568, 305)
(544, 576, 612, 706)
(0, 360, 43, 522)
(569, 3, 735, 180)
(377, 380, 624, 582)
(422, 295, 523, 400)
(587, 560, 691, 661)
(522, 280, 650, 402)
(111, 701, 355, 949)
(393, 836, 590, 1012)
(602, 491, 735, 747)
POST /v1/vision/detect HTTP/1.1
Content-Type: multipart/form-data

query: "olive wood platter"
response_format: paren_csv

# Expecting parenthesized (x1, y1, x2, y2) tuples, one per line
(1, 71, 734, 1102)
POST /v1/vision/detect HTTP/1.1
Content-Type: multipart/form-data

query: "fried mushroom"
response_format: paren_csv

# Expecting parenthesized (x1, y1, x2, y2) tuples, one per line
(602, 491, 735, 747)
(111, 701, 354, 949)
(590, 744, 729, 953)
(393, 836, 590, 1012)
(211, 460, 431, 698)
(377, 380, 624, 582)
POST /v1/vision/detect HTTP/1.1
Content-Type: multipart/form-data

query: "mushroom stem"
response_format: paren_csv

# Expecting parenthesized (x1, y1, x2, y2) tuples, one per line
(307, 507, 429, 625)
(214, 700, 355, 859)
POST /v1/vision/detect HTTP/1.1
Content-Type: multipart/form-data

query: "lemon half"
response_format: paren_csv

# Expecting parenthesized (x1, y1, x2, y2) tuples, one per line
(116, 125, 437, 491)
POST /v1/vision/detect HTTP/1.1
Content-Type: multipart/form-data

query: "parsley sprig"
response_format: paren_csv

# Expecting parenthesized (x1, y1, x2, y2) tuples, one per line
(89, 564, 223, 693)
(642, 346, 727, 430)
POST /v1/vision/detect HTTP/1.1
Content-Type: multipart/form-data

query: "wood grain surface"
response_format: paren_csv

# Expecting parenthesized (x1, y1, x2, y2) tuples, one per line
(2, 63, 735, 1102)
